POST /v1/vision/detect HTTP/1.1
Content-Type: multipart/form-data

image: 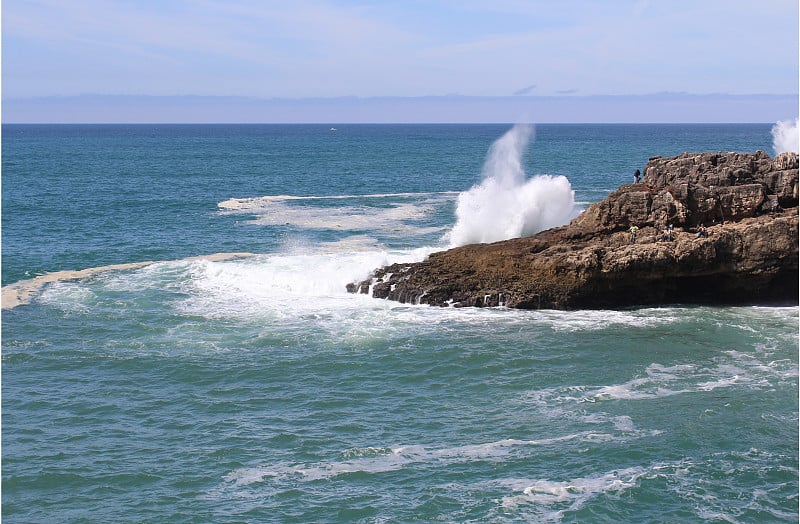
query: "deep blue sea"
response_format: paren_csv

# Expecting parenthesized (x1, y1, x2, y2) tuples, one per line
(2, 123, 797, 523)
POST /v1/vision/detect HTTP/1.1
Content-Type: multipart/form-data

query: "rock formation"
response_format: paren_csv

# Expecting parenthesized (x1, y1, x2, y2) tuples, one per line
(347, 151, 798, 309)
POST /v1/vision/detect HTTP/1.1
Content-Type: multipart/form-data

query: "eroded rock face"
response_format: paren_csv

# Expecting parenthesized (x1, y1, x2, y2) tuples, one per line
(572, 151, 798, 234)
(348, 151, 799, 309)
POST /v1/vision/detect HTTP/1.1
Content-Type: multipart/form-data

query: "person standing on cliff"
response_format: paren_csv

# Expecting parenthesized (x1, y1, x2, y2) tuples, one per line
(633, 169, 641, 183)
(629, 225, 639, 244)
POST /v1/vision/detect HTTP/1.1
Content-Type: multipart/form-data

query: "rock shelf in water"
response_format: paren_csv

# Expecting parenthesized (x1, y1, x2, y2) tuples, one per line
(348, 151, 799, 309)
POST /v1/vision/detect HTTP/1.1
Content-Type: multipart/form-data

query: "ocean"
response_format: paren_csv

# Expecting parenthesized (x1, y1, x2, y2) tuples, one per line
(2, 123, 797, 523)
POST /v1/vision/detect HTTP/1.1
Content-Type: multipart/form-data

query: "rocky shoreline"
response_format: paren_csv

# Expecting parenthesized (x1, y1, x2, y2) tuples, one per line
(348, 151, 799, 309)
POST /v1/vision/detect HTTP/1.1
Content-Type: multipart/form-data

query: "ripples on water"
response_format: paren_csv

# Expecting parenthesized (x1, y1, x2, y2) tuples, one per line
(2, 124, 796, 522)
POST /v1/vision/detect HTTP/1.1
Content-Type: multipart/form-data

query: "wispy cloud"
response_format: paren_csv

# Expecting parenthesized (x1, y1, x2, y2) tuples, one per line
(513, 85, 536, 96)
(3, 0, 797, 99)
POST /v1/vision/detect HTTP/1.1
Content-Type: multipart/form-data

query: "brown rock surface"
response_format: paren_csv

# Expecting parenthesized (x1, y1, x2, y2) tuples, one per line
(348, 151, 799, 309)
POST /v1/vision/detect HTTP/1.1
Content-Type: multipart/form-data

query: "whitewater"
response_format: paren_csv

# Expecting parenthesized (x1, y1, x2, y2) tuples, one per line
(4, 124, 580, 312)
(2, 122, 797, 523)
(5, 121, 797, 306)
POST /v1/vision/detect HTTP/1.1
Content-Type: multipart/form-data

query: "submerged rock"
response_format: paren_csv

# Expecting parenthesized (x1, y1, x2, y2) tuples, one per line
(348, 151, 798, 309)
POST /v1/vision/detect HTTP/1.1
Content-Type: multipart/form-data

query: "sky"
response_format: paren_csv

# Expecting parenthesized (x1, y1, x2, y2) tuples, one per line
(2, 0, 799, 122)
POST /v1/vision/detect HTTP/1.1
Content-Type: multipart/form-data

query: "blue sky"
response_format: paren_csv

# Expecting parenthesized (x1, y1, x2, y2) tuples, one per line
(3, 0, 798, 122)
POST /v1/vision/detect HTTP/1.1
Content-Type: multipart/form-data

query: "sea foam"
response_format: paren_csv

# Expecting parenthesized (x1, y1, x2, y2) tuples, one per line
(446, 124, 576, 247)
(218, 191, 454, 239)
(219, 430, 648, 492)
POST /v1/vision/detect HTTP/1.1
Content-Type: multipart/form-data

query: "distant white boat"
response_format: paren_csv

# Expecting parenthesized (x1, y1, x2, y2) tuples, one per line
(330, 127, 337, 131)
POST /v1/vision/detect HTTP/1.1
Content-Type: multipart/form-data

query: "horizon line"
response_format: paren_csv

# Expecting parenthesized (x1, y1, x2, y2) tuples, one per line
(4, 92, 798, 101)
(2, 121, 787, 125)
(5, 93, 797, 125)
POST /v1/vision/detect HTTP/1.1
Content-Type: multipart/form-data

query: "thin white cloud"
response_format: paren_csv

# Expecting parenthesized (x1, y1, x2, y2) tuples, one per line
(514, 85, 537, 96)
(3, 0, 797, 99)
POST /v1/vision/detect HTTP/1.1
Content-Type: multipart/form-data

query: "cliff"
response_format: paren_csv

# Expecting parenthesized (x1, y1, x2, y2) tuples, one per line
(347, 151, 799, 309)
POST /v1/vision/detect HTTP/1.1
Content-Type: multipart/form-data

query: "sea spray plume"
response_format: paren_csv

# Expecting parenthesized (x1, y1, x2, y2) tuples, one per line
(445, 124, 576, 248)
(480, 122, 533, 187)
(771, 118, 799, 154)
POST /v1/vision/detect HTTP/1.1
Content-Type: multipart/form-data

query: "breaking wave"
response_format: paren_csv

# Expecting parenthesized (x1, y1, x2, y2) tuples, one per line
(445, 124, 576, 247)
(771, 117, 799, 154)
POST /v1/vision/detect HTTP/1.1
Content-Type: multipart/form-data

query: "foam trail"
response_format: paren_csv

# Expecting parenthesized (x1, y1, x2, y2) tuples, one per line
(445, 124, 575, 247)
(771, 118, 799, 154)
(1, 253, 257, 310)
(218, 191, 459, 210)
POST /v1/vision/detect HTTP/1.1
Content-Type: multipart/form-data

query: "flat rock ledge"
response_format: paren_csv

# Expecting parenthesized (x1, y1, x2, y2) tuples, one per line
(347, 151, 799, 309)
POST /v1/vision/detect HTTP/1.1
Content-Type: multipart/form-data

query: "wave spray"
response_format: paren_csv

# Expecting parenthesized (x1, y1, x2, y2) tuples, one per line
(445, 124, 575, 248)
(771, 118, 799, 154)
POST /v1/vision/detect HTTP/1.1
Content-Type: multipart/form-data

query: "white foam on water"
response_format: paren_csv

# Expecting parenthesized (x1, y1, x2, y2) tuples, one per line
(213, 424, 794, 519)
(222, 467, 280, 488)
(161, 251, 571, 342)
(247, 202, 441, 234)
(493, 456, 778, 521)
(37, 281, 97, 313)
(218, 191, 459, 210)
(611, 415, 636, 432)
(696, 363, 747, 391)
(16, 249, 699, 347)
(220, 448, 412, 491)
(340, 446, 396, 459)
(581, 354, 789, 402)
(723, 350, 798, 382)
(316, 234, 384, 253)
(217, 427, 657, 499)
(218, 191, 454, 239)
(494, 450, 797, 522)
(445, 124, 577, 247)
(1, 253, 257, 310)
(493, 454, 795, 522)
(132, 253, 696, 342)
(532, 307, 684, 332)
(497, 466, 649, 520)
(655, 450, 798, 523)
(173, 248, 434, 320)
(583, 363, 695, 402)
(425, 432, 619, 461)
(522, 342, 797, 417)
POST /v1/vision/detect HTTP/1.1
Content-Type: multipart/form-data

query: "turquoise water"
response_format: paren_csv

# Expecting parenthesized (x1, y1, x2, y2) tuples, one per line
(3, 124, 797, 522)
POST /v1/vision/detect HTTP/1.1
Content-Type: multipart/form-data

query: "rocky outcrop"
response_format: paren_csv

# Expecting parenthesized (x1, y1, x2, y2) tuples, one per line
(348, 151, 798, 309)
